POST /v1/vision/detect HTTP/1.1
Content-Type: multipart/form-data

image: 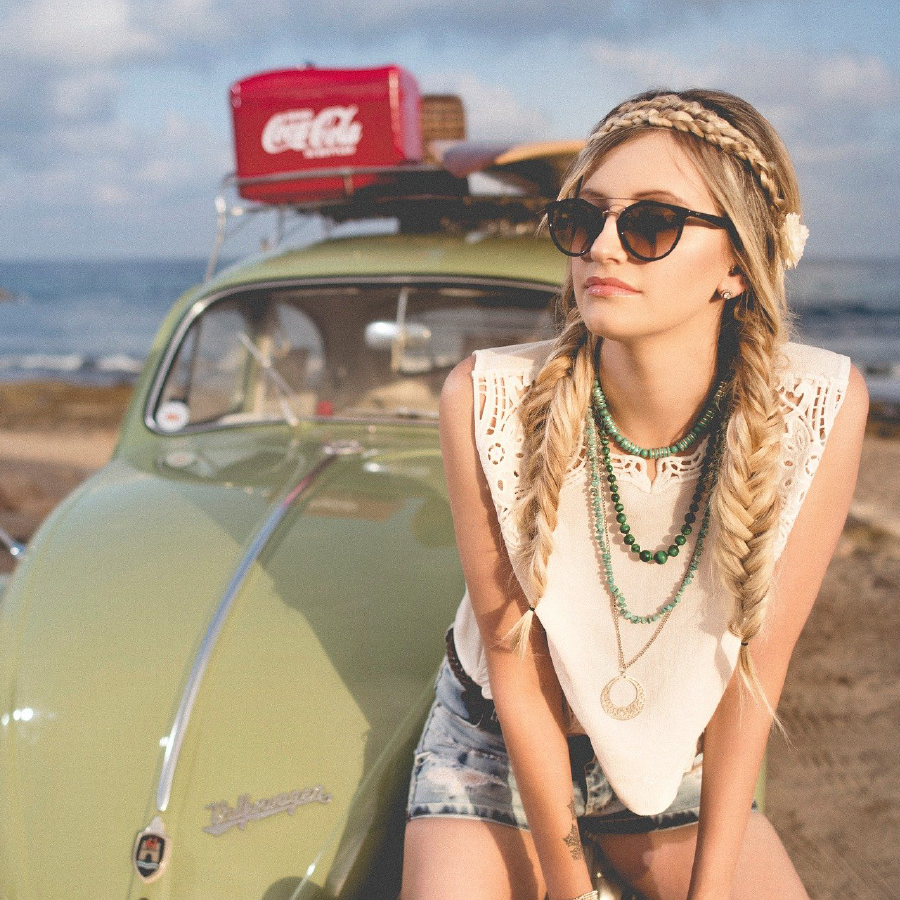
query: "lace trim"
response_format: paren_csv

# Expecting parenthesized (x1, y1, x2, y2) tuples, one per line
(474, 369, 530, 553)
(774, 370, 846, 558)
(473, 365, 846, 560)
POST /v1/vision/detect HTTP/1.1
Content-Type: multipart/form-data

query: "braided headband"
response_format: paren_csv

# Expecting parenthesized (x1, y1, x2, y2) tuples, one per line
(588, 95, 808, 269)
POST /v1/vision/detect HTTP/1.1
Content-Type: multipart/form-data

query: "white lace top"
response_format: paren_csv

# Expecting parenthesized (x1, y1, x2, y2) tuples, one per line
(451, 339, 850, 815)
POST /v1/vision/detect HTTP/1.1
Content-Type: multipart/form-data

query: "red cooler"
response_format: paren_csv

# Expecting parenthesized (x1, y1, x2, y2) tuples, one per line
(230, 66, 423, 203)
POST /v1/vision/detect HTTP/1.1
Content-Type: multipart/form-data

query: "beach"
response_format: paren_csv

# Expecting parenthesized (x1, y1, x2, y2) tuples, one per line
(0, 380, 898, 899)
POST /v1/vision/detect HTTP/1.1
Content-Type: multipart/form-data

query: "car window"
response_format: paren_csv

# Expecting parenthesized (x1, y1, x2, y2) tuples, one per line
(151, 281, 555, 430)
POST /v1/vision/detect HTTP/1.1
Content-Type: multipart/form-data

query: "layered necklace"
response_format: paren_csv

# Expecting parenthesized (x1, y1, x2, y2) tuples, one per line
(585, 379, 726, 720)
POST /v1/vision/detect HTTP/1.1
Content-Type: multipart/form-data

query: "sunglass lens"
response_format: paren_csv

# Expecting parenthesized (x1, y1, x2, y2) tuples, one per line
(549, 200, 600, 256)
(619, 203, 683, 260)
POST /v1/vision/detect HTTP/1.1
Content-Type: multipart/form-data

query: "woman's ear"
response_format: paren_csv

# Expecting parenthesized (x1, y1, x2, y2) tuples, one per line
(717, 264, 748, 300)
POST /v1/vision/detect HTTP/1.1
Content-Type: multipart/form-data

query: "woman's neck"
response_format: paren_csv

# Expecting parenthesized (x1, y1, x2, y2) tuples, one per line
(597, 336, 721, 453)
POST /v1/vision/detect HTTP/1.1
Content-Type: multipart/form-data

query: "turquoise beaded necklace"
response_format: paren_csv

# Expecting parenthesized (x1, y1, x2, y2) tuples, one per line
(584, 403, 723, 625)
(591, 376, 727, 567)
(592, 377, 728, 459)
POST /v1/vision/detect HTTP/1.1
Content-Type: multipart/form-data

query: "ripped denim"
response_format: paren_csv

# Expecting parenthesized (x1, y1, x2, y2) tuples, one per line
(405, 657, 750, 834)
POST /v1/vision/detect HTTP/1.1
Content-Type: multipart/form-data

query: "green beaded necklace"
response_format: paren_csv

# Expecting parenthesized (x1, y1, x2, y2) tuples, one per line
(584, 406, 723, 625)
(597, 416, 716, 566)
(592, 377, 728, 459)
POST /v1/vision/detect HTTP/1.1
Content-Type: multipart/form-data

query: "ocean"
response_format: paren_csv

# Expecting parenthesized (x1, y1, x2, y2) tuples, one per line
(0, 256, 899, 403)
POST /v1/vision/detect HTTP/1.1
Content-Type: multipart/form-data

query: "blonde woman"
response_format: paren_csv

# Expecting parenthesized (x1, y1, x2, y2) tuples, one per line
(399, 89, 868, 900)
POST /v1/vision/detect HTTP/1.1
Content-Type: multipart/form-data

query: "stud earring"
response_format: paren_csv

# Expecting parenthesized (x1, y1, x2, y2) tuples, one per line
(721, 290, 733, 300)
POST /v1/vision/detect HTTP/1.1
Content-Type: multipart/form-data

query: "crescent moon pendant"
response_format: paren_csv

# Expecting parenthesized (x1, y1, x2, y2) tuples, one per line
(600, 673, 645, 720)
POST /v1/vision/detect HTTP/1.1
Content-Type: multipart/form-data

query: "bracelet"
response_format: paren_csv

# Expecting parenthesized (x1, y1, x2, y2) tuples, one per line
(564, 892, 598, 900)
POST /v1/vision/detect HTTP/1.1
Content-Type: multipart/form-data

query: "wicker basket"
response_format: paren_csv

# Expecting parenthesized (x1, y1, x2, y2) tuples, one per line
(421, 94, 466, 143)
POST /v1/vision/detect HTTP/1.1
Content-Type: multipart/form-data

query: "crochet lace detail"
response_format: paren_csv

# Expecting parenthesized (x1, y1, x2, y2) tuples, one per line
(473, 364, 846, 560)
(773, 369, 847, 557)
(473, 368, 531, 554)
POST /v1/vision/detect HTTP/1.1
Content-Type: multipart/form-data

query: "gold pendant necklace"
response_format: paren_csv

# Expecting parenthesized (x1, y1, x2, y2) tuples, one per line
(600, 608, 671, 720)
(600, 674, 645, 721)
(586, 400, 723, 720)
(587, 410, 678, 720)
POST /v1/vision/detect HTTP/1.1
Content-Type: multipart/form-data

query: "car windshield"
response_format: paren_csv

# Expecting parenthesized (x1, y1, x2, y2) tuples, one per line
(150, 280, 556, 430)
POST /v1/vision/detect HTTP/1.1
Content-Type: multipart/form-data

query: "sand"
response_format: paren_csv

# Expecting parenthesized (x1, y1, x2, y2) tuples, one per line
(0, 380, 898, 899)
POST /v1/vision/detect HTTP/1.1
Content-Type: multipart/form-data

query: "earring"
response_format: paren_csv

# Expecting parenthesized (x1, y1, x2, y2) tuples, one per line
(721, 290, 733, 300)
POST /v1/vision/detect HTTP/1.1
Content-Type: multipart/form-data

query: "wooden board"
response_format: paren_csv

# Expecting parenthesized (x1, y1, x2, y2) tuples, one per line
(428, 139, 584, 198)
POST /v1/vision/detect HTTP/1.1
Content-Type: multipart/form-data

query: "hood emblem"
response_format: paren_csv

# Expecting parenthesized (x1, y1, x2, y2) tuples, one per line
(133, 816, 170, 883)
(204, 785, 332, 835)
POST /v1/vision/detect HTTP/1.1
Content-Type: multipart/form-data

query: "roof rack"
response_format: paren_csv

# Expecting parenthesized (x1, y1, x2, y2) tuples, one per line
(206, 141, 584, 280)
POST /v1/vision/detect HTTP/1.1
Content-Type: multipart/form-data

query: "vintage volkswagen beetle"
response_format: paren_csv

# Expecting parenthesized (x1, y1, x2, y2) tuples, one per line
(0, 156, 580, 897)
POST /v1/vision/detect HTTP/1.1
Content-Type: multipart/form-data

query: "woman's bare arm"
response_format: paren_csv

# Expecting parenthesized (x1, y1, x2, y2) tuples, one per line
(440, 356, 595, 900)
(687, 365, 869, 900)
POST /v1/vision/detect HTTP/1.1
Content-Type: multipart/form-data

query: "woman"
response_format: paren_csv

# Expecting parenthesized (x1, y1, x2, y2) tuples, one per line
(399, 89, 868, 900)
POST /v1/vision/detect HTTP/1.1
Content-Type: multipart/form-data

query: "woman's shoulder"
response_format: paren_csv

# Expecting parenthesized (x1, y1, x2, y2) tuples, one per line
(440, 339, 554, 429)
(471, 338, 556, 378)
(780, 340, 852, 387)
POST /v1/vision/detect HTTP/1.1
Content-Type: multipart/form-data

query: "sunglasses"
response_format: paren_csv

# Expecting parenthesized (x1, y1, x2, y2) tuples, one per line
(545, 197, 733, 262)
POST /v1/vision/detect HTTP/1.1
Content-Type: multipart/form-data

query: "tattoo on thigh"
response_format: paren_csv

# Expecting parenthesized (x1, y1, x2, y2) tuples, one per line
(563, 799, 583, 861)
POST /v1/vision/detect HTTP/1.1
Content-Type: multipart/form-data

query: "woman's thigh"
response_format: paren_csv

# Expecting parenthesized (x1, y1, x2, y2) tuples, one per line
(399, 816, 546, 900)
(595, 810, 809, 900)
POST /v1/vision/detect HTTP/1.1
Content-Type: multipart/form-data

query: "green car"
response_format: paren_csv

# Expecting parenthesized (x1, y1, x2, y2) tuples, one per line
(0, 172, 572, 897)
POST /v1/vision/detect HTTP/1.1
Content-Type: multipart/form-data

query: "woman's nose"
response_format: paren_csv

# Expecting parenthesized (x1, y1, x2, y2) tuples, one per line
(586, 212, 626, 261)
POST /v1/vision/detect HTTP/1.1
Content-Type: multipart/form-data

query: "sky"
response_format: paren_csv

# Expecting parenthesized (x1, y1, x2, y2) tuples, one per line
(0, 0, 898, 261)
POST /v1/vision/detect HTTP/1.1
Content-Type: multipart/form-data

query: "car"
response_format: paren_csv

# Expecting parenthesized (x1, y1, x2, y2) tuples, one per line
(0, 65, 586, 900)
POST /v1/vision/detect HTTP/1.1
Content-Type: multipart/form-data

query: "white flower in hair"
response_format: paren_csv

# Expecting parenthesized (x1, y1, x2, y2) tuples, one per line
(780, 212, 809, 269)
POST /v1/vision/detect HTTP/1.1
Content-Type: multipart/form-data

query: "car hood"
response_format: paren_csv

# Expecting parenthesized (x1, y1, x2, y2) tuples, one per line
(0, 423, 463, 900)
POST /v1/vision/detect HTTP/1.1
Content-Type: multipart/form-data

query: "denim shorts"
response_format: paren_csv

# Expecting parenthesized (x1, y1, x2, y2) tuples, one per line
(405, 657, 732, 835)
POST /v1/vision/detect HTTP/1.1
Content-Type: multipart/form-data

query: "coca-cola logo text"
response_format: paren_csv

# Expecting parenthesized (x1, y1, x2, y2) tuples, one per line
(261, 106, 363, 159)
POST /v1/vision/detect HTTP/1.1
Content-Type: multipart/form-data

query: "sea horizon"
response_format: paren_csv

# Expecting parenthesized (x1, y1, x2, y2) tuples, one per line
(1, 255, 899, 404)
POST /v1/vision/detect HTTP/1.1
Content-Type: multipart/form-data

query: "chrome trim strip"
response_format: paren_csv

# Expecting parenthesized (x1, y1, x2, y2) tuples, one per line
(156, 439, 364, 812)
(143, 274, 558, 435)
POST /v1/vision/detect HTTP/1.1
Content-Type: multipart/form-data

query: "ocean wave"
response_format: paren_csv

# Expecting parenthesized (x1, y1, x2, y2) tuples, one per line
(95, 354, 145, 374)
(0, 352, 144, 383)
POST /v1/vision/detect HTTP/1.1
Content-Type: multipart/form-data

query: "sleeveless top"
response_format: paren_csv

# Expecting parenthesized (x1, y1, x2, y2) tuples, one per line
(450, 340, 851, 815)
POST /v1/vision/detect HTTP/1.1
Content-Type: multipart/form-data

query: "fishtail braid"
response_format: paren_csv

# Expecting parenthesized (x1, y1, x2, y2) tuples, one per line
(712, 314, 787, 723)
(505, 309, 597, 655)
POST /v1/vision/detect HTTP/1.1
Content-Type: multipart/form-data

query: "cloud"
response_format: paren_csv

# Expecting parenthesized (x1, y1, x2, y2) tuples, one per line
(424, 73, 552, 141)
(583, 40, 900, 157)
(814, 53, 900, 106)
(181, 0, 732, 47)
(0, 104, 231, 256)
(0, 0, 160, 67)
(4, 111, 227, 209)
(0, 0, 737, 71)
(0, 67, 121, 169)
(586, 39, 900, 106)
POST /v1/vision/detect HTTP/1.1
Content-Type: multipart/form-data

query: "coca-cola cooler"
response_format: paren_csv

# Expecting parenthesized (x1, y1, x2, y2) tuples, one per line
(230, 66, 423, 203)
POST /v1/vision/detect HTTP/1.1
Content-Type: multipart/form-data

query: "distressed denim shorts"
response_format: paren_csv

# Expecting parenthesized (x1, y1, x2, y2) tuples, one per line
(405, 657, 733, 835)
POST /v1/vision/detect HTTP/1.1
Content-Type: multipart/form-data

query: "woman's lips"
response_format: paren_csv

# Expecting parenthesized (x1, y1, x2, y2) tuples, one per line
(584, 277, 639, 297)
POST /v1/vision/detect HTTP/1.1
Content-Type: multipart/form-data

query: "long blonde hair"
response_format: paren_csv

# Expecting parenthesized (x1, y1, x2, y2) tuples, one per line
(509, 89, 802, 718)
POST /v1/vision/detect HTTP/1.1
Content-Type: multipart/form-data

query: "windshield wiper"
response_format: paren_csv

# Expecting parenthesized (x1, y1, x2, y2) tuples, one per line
(238, 332, 301, 427)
